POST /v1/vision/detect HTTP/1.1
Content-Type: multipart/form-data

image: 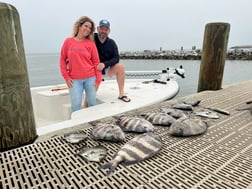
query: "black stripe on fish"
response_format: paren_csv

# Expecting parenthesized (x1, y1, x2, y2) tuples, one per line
(122, 135, 161, 163)
(117, 117, 144, 132)
(93, 124, 111, 137)
(126, 118, 139, 131)
(92, 124, 125, 141)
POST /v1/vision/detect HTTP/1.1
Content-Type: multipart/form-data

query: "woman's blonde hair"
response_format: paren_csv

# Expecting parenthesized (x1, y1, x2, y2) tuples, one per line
(72, 16, 95, 40)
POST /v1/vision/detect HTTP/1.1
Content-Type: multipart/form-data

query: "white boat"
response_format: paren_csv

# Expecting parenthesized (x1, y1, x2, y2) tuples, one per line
(31, 66, 185, 136)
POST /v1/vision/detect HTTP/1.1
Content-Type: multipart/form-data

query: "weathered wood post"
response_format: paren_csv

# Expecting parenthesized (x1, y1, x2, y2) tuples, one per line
(0, 3, 37, 151)
(197, 22, 230, 92)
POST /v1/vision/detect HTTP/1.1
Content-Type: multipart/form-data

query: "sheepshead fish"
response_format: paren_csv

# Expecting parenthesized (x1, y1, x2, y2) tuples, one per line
(115, 115, 154, 133)
(172, 103, 193, 110)
(63, 132, 88, 144)
(141, 112, 176, 126)
(194, 111, 219, 119)
(76, 145, 107, 162)
(169, 117, 208, 137)
(159, 107, 187, 119)
(101, 132, 162, 176)
(90, 121, 125, 142)
(183, 100, 201, 107)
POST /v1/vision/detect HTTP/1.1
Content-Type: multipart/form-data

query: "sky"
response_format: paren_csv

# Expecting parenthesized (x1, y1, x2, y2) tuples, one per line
(1, 0, 252, 54)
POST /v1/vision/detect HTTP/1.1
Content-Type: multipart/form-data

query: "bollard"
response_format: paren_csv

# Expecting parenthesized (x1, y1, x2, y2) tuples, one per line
(197, 22, 230, 92)
(0, 3, 37, 151)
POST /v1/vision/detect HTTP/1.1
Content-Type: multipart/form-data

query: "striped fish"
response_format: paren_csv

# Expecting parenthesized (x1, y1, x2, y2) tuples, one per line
(183, 100, 201, 107)
(169, 117, 208, 137)
(115, 115, 154, 133)
(101, 132, 162, 176)
(90, 121, 125, 142)
(141, 112, 176, 126)
(159, 107, 187, 119)
(172, 103, 193, 110)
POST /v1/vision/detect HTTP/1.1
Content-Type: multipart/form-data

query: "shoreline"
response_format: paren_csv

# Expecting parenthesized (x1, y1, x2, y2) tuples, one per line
(25, 49, 252, 61)
(120, 50, 252, 60)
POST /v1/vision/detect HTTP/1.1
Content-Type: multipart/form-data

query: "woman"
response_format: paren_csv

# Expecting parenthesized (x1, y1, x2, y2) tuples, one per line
(60, 16, 102, 112)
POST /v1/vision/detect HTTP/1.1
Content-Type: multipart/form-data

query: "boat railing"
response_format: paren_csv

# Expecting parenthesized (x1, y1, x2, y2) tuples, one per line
(126, 65, 185, 80)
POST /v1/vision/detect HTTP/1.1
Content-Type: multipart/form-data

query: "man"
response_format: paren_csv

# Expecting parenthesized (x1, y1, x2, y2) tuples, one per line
(95, 19, 131, 102)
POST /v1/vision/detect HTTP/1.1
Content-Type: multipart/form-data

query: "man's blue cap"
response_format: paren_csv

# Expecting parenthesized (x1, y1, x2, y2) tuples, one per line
(99, 19, 110, 28)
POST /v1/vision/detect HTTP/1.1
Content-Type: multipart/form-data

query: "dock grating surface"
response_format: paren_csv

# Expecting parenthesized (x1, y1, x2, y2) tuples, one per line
(1, 80, 252, 188)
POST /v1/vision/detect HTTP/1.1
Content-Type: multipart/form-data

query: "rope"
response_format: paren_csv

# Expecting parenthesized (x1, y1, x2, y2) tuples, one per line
(125, 72, 160, 77)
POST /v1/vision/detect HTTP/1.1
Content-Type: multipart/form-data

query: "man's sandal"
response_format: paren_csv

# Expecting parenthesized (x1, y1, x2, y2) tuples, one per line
(118, 96, 131, 102)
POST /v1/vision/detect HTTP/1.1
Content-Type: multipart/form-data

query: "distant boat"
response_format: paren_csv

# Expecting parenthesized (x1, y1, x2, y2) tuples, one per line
(31, 66, 185, 136)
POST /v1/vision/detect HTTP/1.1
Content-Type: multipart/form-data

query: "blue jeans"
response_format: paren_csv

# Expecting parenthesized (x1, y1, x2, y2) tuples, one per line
(69, 76, 96, 112)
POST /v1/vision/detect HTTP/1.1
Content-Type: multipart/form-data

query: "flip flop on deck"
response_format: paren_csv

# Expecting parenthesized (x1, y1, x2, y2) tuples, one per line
(118, 96, 131, 102)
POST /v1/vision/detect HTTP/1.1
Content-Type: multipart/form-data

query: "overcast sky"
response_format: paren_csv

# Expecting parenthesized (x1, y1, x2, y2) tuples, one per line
(2, 0, 252, 53)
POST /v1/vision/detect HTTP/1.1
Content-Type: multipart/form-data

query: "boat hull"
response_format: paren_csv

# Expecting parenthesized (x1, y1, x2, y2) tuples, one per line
(31, 78, 179, 136)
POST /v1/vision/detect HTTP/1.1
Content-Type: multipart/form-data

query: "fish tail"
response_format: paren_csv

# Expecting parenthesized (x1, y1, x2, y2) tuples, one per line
(100, 161, 118, 176)
(88, 121, 99, 126)
(112, 115, 120, 120)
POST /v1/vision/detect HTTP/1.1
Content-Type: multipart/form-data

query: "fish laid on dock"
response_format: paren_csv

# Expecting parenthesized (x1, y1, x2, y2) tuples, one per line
(207, 107, 230, 115)
(169, 117, 208, 137)
(76, 145, 107, 162)
(159, 107, 187, 119)
(114, 115, 154, 133)
(183, 100, 201, 107)
(140, 112, 176, 126)
(171, 103, 193, 110)
(101, 132, 162, 176)
(194, 111, 220, 119)
(90, 121, 125, 142)
(63, 132, 88, 144)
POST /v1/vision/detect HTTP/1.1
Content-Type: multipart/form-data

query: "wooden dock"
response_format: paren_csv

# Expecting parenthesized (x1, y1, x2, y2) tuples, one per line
(1, 80, 252, 189)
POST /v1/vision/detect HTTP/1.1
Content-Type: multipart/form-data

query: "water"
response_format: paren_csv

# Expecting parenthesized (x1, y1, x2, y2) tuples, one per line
(26, 53, 252, 98)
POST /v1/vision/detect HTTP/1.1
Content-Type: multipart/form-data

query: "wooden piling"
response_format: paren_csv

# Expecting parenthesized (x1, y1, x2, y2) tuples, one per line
(0, 3, 37, 151)
(197, 22, 230, 92)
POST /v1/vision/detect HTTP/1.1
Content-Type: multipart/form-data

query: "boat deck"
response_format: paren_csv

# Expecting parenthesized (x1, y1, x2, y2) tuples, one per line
(1, 80, 252, 189)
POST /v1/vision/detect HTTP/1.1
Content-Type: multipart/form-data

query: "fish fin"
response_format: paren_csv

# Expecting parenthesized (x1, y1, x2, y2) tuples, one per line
(88, 120, 100, 126)
(183, 100, 201, 107)
(75, 152, 89, 162)
(192, 100, 201, 107)
(100, 162, 118, 176)
(139, 113, 146, 117)
(121, 160, 139, 166)
(112, 115, 121, 120)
